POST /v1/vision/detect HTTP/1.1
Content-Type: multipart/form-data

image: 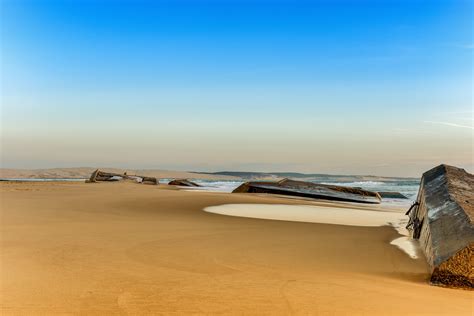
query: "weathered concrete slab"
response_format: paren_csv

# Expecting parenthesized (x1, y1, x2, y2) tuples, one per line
(168, 179, 201, 187)
(86, 169, 158, 185)
(406, 164, 473, 288)
(232, 178, 381, 204)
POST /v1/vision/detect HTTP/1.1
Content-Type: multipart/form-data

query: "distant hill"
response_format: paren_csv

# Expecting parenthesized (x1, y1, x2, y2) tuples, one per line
(193, 171, 418, 182)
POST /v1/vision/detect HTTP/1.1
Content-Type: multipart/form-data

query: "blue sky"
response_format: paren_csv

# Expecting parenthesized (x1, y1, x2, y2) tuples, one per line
(1, 0, 472, 176)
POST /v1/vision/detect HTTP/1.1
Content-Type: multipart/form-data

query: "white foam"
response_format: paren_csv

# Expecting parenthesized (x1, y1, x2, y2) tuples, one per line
(192, 181, 243, 192)
(204, 204, 419, 259)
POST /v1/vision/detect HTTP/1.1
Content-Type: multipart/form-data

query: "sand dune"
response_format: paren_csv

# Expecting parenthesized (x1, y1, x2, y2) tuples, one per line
(1, 181, 472, 315)
(0, 167, 238, 180)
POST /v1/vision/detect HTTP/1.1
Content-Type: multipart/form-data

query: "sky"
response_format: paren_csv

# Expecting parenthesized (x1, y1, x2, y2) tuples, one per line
(1, 0, 472, 177)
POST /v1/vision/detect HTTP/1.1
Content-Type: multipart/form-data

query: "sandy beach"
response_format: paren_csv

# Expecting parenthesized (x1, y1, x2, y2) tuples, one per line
(1, 181, 472, 315)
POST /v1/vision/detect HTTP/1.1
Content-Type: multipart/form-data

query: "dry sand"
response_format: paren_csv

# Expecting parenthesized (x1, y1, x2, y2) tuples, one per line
(1, 181, 472, 315)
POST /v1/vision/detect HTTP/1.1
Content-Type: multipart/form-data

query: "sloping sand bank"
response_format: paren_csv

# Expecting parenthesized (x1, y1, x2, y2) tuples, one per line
(1, 182, 472, 315)
(204, 203, 419, 258)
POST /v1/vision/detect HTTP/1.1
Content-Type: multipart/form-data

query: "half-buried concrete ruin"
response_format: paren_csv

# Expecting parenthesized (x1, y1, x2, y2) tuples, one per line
(406, 164, 473, 288)
(232, 178, 382, 204)
(86, 169, 158, 185)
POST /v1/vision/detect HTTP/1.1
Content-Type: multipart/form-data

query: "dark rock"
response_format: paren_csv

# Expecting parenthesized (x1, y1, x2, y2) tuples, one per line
(168, 179, 201, 187)
(377, 191, 408, 199)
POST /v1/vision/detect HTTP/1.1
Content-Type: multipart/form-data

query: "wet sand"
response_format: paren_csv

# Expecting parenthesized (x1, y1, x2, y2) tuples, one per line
(1, 181, 472, 315)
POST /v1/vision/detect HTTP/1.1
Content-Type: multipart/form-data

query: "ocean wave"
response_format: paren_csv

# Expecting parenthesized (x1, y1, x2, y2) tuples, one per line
(191, 180, 244, 192)
(320, 181, 386, 187)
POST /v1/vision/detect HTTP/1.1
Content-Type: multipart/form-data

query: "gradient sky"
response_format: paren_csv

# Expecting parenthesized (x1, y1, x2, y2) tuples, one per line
(1, 0, 472, 176)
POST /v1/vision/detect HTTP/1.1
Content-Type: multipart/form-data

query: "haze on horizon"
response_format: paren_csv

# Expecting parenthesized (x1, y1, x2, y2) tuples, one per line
(1, 0, 472, 177)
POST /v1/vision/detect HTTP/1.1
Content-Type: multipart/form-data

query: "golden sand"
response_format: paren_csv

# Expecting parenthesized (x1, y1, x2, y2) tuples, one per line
(1, 181, 472, 315)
